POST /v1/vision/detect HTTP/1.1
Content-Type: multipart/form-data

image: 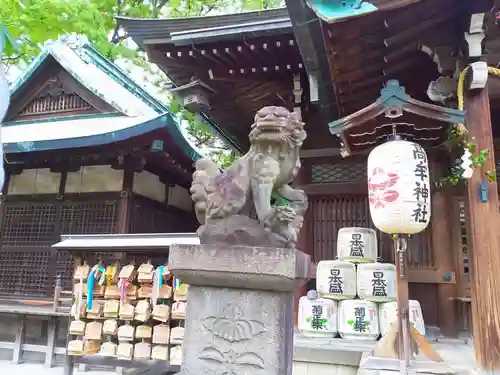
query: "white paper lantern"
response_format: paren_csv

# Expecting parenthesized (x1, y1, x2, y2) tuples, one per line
(337, 227, 377, 263)
(338, 299, 380, 340)
(316, 260, 357, 300)
(298, 290, 338, 337)
(357, 263, 397, 302)
(378, 300, 426, 336)
(367, 139, 431, 234)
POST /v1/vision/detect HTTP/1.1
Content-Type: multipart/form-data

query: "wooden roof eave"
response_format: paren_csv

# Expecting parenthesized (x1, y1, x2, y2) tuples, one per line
(116, 8, 290, 46)
(285, 0, 340, 123)
(328, 79, 464, 139)
(3, 113, 203, 163)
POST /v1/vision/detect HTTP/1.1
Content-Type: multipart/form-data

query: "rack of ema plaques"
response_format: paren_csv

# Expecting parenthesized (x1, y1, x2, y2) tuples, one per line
(298, 227, 426, 340)
(66, 261, 188, 367)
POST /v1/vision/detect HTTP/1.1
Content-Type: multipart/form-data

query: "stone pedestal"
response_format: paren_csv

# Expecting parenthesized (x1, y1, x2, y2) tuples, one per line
(168, 244, 310, 375)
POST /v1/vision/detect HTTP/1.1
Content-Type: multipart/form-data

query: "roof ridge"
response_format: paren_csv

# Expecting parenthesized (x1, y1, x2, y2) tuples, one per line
(116, 7, 288, 22)
(78, 43, 169, 113)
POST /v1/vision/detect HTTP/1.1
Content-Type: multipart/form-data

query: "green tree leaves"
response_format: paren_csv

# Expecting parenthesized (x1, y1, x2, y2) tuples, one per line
(1, 0, 279, 165)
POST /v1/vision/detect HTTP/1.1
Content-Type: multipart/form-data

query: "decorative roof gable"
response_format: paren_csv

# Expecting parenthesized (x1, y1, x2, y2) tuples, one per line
(9, 37, 166, 118)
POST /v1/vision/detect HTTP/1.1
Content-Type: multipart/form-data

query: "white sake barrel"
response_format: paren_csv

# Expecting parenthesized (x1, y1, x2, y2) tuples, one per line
(298, 290, 337, 337)
(337, 227, 377, 263)
(338, 299, 380, 340)
(316, 260, 357, 300)
(357, 262, 397, 302)
(379, 300, 426, 336)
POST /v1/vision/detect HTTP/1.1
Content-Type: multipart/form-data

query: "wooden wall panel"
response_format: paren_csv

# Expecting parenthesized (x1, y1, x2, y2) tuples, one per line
(309, 195, 433, 267)
(409, 282, 438, 327)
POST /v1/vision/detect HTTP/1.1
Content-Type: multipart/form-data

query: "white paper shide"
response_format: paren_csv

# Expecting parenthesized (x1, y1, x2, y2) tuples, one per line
(367, 139, 431, 234)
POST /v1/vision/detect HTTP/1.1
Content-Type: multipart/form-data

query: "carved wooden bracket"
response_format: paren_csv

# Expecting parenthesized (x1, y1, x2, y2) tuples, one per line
(328, 80, 465, 136)
(465, 13, 486, 59)
(420, 45, 458, 76)
(427, 76, 458, 103)
(468, 61, 489, 90)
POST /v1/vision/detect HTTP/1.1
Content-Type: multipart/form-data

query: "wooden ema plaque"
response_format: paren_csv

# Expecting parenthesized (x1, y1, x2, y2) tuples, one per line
(170, 326, 184, 343)
(86, 301, 102, 319)
(127, 285, 138, 300)
(138, 285, 153, 299)
(119, 265, 136, 280)
(138, 262, 154, 284)
(116, 343, 133, 360)
(152, 324, 170, 344)
(105, 284, 121, 299)
(100, 341, 117, 357)
(104, 300, 120, 318)
(67, 340, 84, 356)
(84, 340, 100, 355)
(136, 325, 153, 339)
(117, 324, 135, 342)
(135, 300, 151, 322)
(102, 319, 118, 336)
(174, 284, 188, 301)
(171, 301, 186, 320)
(151, 345, 169, 361)
(158, 285, 172, 299)
(134, 342, 151, 360)
(119, 303, 134, 320)
(152, 305, 170, 323)
(69, 320, 85, 336)
(84, 321, 103, 341)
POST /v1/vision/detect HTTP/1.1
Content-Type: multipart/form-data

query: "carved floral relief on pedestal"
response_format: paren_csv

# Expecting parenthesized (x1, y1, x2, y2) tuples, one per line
(198, 303, 267, 374)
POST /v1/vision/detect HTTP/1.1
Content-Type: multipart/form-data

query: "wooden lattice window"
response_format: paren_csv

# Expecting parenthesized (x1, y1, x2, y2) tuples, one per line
(311, 162, 367, 183)
(2, 203, 58, 246)
(18, 94, 93, 117)
(310, 196, 433, 267)
(60, 200, 118, 235)
(129, 195, 197, 234)
(0, 250, 51, 297)
(458, 200, 470, 296)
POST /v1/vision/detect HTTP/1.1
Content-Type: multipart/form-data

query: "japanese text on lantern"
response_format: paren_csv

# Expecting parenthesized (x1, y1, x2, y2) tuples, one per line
(328, 269, 343, 294)
(354, 307, 367, 332)
(411, 144, 429, 223)
(371, 271, 387, 297)
(349, 233, 364, 257)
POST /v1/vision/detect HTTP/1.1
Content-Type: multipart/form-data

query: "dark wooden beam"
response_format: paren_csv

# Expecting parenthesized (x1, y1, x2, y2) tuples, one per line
(302, 182, 367, 196)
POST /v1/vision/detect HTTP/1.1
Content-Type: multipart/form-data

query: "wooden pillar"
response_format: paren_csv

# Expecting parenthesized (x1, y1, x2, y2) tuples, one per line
(116, 167, 134, 234)
(12, 316, 25, 364)
(293, 159, 312, 327)
(465, 85, 500, 371)
(431, 187, 458, 337)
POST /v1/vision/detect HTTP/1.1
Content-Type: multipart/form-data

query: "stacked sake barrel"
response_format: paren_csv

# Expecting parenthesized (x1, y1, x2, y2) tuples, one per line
(298, 227, 425, 341)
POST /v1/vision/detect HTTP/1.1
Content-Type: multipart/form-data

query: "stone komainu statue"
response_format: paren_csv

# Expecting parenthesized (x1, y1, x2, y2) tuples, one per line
(190, 106, 308, 249)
